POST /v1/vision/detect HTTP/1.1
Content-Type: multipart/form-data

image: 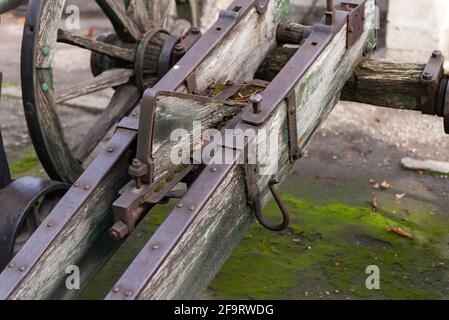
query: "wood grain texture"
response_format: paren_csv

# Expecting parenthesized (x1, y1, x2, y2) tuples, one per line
(0, 1, 289, 300)
(35, 0, 66, 68)
(34, 68, 84, 183)
(199, 0, 234, 31)
(55, 69, 134, 103)
(57, 29, 136, 62)
(341, 60, 426, 111)
(196, 0, 282, 90)
(100, 0, 142, 41)
(124, 0, 377, 300)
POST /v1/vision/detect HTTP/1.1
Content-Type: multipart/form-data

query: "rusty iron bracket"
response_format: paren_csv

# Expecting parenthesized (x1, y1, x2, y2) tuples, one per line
(285, 90, 302, 162)
(110, 165, 195, 241)
(340, 0, 366, 48)
(243, 139, 290, 232)
(421, 50, 445, 115)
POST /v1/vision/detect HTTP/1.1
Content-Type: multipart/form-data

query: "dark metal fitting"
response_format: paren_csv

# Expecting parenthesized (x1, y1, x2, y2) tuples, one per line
(255, 0, 269, 14)
(421, 50, 445, 115)
(191, 27, 201, 34)
(109, 221, 129, 241)
(250, 94, 263, 114)
(129, 159, 148, 189)
(433, 50, 443, 58)
(325, 0, 335, 25)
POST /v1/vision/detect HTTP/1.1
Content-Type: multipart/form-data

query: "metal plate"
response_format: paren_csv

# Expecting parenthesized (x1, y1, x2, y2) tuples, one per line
(341, 0, 366, 48)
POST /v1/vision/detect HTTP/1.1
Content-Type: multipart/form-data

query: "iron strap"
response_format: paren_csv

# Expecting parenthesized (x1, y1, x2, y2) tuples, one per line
(241, 10, 348, 126)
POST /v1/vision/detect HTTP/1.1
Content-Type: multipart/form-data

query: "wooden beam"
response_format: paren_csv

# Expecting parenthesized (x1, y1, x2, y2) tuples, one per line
(341, 59, 427, 111)
(0, 0, 288, 300)
(107, 0, 378, 300)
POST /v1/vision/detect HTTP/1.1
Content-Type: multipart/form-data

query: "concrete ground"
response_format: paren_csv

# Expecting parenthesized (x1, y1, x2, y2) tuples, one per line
(1, 3, 449, 300)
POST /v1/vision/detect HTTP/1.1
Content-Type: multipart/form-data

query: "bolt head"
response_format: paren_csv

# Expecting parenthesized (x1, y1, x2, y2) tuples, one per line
(432, 50, 443, 58)
(41, 83, 49, 92)
(250, 94, 263, 104)
(423, 72, 433, 81)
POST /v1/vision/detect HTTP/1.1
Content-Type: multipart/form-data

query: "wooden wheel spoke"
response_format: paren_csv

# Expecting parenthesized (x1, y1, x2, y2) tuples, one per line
(55, 68, 134, 104)
(73, 85, 141, 162)
(57, 29, 135, 62)
(126, 0, 178, 31)
(95, 0, 142, 41)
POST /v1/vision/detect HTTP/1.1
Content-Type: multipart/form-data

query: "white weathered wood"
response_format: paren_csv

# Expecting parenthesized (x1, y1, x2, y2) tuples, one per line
(0, 0, 287, 300)
(199, 0, 235, 31)
(114, 0, 378, 300)
(36, 0, 66, 68)
(55, 69, 134, 104)
(57, 29, 136, 62)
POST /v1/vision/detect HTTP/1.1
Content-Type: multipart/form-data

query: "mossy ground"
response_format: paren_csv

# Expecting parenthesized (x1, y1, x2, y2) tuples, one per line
(209, 196, 449, 300)
(8, 149, 449, 300)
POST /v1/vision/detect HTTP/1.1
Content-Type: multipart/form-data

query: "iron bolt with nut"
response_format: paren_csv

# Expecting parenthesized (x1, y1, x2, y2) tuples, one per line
(129, 159, 147, 189)
(250, 94, 263, 114)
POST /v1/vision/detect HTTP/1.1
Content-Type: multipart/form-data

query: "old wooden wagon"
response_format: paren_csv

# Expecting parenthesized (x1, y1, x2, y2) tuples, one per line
(0, 0, 446, 299)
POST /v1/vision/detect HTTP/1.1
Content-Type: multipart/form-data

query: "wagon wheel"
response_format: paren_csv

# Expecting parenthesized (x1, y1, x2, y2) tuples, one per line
(21, 0, 201, 183)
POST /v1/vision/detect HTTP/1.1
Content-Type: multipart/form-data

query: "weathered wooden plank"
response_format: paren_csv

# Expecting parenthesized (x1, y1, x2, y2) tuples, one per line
(0, 0, 287, 300)
(341, 60, 427, 111)
(55, 69, 134, 104)
(108, 0, 377, 300)
(57, 29, 136, 62)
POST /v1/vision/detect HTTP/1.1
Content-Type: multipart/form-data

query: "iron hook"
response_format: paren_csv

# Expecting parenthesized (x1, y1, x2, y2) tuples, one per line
(253, 179, 290, 232)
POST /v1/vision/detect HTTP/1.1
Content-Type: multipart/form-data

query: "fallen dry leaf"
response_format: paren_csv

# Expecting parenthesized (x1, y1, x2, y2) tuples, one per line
(395, 193, 406, 200)
(380, 181, 391, 190)
(371, 193, 379, 211)
(388, 227, 414, 239)
(368, 179, 375, 185)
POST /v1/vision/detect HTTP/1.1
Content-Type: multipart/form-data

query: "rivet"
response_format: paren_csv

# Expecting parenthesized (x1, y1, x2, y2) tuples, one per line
(42, 46, 50, 56)
(432, 50, 443, 58)
(125, 290, 133, 297)
(19, 266, 26, 272)
(84, 185, 91, 191)
(173, 65, 180, 70)
(152, 243, 159, 250)
(189, 206, 196, 211)
(41, 82, 49, 92)
(74, 182, 80, 188)
(177, 203, 184, 208)
(108, 147, 115, 153)
(132, 111, 138, 117)
(8, 263, 15, 269)
(423, 72, 433, 81)
(47, 222, 54, 228)
(113, 287, 120, 293)
(211, 167, 218, 172)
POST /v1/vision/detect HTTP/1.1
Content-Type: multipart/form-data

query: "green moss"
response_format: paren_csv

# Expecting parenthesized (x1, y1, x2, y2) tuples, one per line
(210, 196, 449, 300)
(9, 150, 44, 178)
